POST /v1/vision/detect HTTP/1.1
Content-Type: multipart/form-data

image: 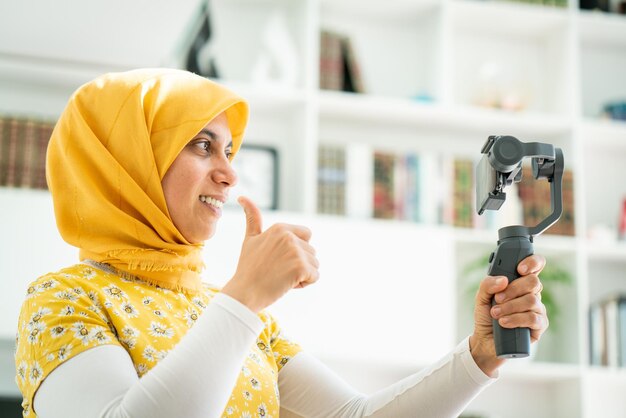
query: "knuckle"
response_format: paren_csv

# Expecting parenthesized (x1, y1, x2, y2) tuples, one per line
(527, 293, 540, 306)
(270, 223, 285, 235)
(531, 274, 541, 287)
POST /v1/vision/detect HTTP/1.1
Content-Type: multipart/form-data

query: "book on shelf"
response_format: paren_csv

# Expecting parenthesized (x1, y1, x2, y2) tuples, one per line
(319, 30, 364, 93)
(398, 154, 420, 223)
(318, 145, 533, 230)
(0, 116, 55, 190)
(373, 151, 396, 219)
(318, 143, 374, 218)
(317, 145, 346, 215)
(372, 151, 433, 222)
(371, 151, 471, 226)
(518, 166, 575, 236)
(589, 294, 626, 368)
(452, 159, 474, 228)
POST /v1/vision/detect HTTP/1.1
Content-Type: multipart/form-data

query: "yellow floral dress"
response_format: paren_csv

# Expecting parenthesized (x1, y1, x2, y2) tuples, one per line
(14, 263, 301, 417)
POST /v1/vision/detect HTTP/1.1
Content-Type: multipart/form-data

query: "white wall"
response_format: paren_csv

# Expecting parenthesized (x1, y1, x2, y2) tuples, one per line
(0, 189, 78, 339)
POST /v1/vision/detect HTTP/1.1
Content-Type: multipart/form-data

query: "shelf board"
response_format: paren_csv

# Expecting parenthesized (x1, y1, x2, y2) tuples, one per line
(578, 10, 626, 47)
(318, 90, 449, 125)
(318, 91, 572, 138)
(0, 51, 126, 89)
(580, 118, 626, 151)
(586, 365, 626, 380)
(216, 80, 308, 113)
(451, 0, 569, 39)
(586, 240, 626, 262)
(320, 0, 440, 20)
(455, 228, 578, 253)
(449, 105, 573, 139)
(499, 361, 581, 382)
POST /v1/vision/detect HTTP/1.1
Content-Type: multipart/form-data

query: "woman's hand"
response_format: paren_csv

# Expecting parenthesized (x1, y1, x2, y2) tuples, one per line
(221, 196, 320, 313)
(469, 254, 548, 377)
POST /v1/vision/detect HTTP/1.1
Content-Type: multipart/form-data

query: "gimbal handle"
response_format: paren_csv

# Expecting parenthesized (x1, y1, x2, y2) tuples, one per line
(480, 136, 564, 358)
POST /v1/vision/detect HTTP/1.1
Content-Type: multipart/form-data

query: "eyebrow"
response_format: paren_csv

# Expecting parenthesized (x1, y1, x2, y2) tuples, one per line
(197, 129, 233, 148)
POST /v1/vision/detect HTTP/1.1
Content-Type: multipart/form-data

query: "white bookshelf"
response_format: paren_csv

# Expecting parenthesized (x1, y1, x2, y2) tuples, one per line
(1, 0, 626, 416)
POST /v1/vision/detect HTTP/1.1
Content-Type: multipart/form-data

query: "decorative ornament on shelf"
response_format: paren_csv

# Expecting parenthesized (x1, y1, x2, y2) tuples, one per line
(250, 10, 299, 88)
(474, 61, 529, 112)
(185, 0, 220, 78)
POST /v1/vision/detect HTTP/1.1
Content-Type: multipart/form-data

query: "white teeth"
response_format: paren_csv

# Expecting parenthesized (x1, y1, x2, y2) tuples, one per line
(199, 195, 224, 208)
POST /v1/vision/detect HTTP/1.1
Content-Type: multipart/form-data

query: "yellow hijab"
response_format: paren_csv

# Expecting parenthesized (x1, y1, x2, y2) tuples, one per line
(46, 68, 248, 293)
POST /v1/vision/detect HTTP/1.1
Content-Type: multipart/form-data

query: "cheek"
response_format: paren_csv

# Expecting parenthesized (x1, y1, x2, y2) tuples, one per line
(162, 162, 203, 212)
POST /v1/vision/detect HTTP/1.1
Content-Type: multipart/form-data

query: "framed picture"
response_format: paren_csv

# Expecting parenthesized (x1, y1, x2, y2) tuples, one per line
(229, 144, 279, 210)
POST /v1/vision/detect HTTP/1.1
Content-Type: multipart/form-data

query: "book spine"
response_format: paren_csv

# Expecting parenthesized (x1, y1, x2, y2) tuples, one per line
(394, 155, 406, 220)
(589, 300, 608, 366)
(373, 151, 396, 219)
(36, 122, 54, 189)
(21, 119, 37, 188)
(317, 145, 346, 215)
(319, 31, 344, 91)
(404, 154, 420, 223)
(589, 295, 626, 368)
(453, 159, 474, 228)
(5, 118, 20, 187)
(605, 298, 619, 367)
(341, 36, 364, 93)
(0, 117, 7, 186)
(617, 296, 626, 367)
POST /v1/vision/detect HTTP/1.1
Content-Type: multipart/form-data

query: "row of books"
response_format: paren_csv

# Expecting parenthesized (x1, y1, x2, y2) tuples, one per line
(0, 116, 56, 190)
(319, 30, 364, 93)
(590, 295, 626, 367)
(317, 144, 576, 235)
(519, 166, 576, 236)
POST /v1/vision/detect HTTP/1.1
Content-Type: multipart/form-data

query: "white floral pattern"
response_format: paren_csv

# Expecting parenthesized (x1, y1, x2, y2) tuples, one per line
(15, 264, 301, 417)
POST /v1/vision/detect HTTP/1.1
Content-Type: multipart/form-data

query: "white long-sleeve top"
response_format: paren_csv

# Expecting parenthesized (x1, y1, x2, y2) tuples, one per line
(34, 292, 496, 418)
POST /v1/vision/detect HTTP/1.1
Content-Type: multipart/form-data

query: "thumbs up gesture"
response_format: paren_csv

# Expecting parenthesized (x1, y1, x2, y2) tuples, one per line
(221, 196, 320, 313)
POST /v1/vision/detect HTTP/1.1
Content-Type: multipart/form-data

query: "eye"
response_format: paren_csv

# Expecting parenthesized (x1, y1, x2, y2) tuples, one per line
(193, 139, 211, 154)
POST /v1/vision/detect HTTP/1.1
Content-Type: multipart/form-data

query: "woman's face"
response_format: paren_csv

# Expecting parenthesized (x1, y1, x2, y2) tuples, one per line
(161, 112, 237, 243)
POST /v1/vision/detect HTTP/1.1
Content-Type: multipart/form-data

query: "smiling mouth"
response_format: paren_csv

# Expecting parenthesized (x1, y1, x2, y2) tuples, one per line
(199, 195, 225, 209)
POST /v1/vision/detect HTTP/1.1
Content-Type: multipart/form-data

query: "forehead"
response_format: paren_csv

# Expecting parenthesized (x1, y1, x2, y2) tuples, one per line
(196, 112, 232, 144)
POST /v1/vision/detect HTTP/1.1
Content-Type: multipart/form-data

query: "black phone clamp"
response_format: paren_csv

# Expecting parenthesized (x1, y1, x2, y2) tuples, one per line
(476, 135, 564, 358)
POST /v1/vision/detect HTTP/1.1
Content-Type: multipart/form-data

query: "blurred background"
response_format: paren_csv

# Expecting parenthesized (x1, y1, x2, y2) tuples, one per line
(1, 0, 625, 416)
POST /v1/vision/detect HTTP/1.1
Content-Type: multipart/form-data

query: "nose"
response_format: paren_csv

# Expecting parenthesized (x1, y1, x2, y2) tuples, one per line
(211, 156, 238, 188)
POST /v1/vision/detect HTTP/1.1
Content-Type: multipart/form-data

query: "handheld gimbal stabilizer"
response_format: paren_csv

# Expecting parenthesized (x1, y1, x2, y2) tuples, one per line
(476, 135, 564, 358)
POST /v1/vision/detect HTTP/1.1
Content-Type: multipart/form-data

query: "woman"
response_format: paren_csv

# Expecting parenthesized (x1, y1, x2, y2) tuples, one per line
(15, 68, 548, 418)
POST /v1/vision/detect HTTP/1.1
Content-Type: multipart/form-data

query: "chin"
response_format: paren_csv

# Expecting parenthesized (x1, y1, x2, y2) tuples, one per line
(198, 227, 218, 243)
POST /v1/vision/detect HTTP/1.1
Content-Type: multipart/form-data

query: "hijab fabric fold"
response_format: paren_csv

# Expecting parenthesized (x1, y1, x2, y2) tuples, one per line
(46, 68, 248, 293)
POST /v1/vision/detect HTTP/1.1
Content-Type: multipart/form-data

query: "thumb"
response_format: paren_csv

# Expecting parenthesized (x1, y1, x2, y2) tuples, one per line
(238, 196, 263, 236)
